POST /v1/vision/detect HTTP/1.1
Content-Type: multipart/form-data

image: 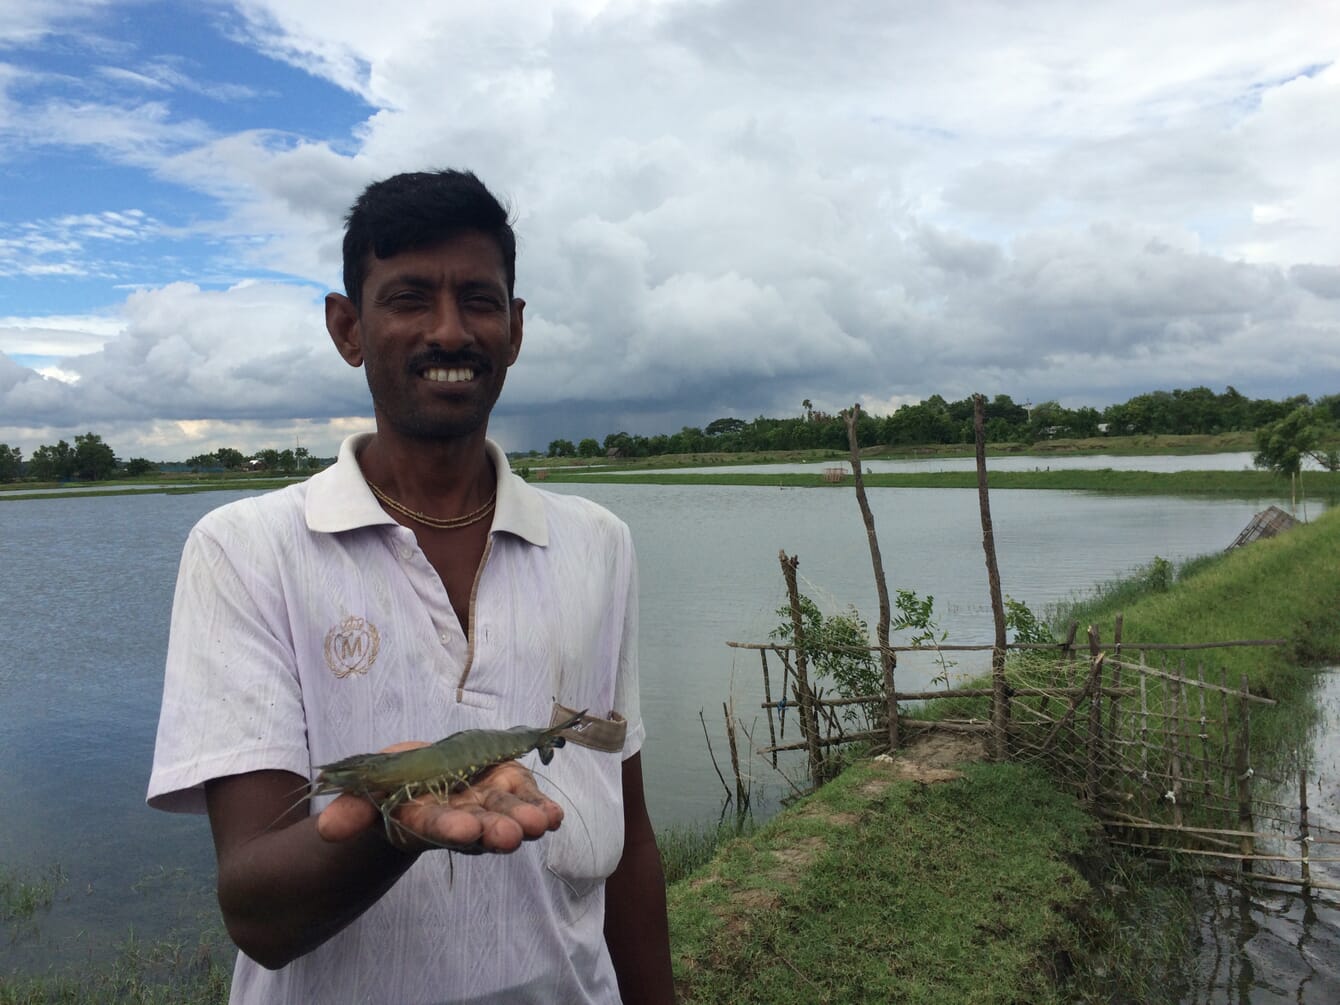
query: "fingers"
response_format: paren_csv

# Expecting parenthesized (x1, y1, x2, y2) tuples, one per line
(315, 792, 379, 843)
(315, 760, 564, 855)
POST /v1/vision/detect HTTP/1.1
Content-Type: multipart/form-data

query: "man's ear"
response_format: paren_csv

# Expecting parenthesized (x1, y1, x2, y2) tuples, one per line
(325, 293, 363, 367)
(507, 297, 525, 366)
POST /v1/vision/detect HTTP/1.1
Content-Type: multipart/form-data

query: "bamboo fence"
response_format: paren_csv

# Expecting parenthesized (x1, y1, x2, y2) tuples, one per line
(724, 629, 1340, 894)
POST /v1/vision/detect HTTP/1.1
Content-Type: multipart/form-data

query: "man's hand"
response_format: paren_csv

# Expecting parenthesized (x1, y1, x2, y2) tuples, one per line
(315, 748, 565, 855)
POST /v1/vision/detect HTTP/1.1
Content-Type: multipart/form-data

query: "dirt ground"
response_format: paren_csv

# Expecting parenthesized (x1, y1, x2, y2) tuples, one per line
(877, 728, 990, 783)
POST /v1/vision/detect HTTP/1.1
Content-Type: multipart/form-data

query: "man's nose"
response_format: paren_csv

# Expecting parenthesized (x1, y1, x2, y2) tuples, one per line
(426, 298, 472, 348)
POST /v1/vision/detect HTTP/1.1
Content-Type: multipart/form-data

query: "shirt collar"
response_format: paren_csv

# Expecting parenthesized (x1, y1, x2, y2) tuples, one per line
(305, 432, 549, 546)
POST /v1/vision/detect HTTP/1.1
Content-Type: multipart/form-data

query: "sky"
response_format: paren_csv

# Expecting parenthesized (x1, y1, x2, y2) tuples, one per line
(1, 0, 1337, 460)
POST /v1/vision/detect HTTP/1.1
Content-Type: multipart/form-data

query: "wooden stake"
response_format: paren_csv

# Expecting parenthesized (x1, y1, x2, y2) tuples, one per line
(971, 396, 1009, 761)
(760, 648, 778, 769)
(843, 404, 898, 753)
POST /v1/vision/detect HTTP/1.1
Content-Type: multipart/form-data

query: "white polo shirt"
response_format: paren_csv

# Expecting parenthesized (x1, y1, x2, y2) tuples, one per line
(148, 433, 642, 1005)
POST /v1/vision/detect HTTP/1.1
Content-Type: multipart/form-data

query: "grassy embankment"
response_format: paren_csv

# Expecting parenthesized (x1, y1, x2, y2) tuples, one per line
(666, 506, 1340, 1004)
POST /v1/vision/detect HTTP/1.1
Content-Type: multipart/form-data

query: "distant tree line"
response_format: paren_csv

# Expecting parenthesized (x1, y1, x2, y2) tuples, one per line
(182, 445, 321, 475)
(0, 434, 323, 484)
(543, 387, 1340, 460)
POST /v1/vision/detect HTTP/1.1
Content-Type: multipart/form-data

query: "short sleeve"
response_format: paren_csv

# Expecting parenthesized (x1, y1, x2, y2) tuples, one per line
(146, 517, 311, 813)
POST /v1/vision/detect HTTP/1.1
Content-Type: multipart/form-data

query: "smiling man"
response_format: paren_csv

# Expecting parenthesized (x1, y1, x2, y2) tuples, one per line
(148, 170, 674, 1004)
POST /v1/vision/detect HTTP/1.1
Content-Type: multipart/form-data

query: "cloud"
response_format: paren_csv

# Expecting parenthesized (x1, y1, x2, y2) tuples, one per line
(0, 0, 1338, 458)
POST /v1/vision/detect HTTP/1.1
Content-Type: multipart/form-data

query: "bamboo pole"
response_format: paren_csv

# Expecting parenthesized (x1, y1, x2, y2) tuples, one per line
(1197, 661, 1212, 807)
(723, 699, 748, 812)
(779, 551, 824, 787)
(1300, 759, 1312, 888)
(1062, 622, 1078, 685)
(1106, 613, 1123, 748)
(1140, 671, 1150, 818)
(1169, 668, 1183, 829)
(973, 394, 1010, 761)
(843, 404, 897, 753)
(1236, 673, 1254, 871)
(1086, 625, 1102, 801)
(760, 649, 778, 768)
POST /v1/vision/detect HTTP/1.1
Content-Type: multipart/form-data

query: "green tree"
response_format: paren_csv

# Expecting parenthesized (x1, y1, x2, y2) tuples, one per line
(1254, 405, 1325, 515)
(253, 449, 280, 471)
(215, 447, 246, 470)
(28, 439, 76, 481)
(547, 439, 576, 458)
(1254, 406, 1321, 478)
(72, 432, 118, 481)
(577, 438, 601, 458)
(0, 443, 22, 482)
(123, 457, 156, 476)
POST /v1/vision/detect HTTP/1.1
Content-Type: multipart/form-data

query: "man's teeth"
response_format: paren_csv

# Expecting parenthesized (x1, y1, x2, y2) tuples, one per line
(423, 367, 474, 383)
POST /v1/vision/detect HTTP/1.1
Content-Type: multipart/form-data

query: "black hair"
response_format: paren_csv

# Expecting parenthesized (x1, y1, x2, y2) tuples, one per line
(341, 170, 516, 307)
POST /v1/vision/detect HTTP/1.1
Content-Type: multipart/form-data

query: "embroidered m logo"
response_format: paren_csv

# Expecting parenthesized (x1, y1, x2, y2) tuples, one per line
(323, 615, 381, 678)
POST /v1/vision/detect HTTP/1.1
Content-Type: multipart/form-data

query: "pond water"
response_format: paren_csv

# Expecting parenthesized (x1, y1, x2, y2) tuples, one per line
(0, 472, 1325, 980)
(1178, 668, 1340, 1004)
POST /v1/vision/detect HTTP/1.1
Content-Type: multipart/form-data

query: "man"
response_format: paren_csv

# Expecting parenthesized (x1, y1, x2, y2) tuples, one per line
(148, 170, 674, 1004)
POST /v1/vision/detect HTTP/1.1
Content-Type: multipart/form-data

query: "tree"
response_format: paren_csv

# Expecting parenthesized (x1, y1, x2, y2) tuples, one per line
(705, 417, 746, 438)
(1254, 406, 1323, 517)
(123, 457, 156, 476)
(215, 447, 246, 470)
(0, 443, 21, 482)
(72, 432, 118, 481)
(577, 438, 601, 458)
(547, 439, 576, 458)
(28, 439, 76, 481)
(253, 449, 281, 471)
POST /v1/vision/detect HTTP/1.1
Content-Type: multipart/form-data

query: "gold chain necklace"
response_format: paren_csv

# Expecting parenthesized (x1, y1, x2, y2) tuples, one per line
(367, 481, 496, 530)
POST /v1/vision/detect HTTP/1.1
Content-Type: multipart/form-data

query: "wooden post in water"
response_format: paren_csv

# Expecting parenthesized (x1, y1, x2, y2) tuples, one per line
(1197, 661, 1212, 806)
(780, 551, 824, 787)
(760, 649, 778, 769)
(843, 405, 898, 753)
(1236, 673, 1254, 871)
(1139, 671, 1150, 817)
(1169, 668, 1184, 830)
(1299, 758, 1312, 888)
(723, 699, 748, 814)
(973, 394, 1010, 760)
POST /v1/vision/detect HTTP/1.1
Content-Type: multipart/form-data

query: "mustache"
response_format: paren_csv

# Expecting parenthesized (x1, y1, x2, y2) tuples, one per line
(407, 348, 493, 374)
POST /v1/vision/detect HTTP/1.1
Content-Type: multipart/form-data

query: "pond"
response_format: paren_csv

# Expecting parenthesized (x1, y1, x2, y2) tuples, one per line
(0, 472, 1321, 978)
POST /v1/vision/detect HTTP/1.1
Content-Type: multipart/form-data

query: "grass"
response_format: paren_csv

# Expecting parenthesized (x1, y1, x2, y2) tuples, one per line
(1, 865, 64, 925)
(0, 928, 233, 1005)
(668, 502, 1340, 1003)
(670, 759, 1102, 1004)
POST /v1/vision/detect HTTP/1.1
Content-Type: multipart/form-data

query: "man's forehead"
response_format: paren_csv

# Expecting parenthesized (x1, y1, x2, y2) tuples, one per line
(364, 232, 508, 286)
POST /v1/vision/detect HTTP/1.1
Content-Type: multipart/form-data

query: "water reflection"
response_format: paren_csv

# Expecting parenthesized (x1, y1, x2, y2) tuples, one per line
(1184, 670, 1340, 1004)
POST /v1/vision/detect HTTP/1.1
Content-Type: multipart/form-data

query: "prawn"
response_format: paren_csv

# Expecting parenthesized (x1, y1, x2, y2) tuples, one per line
(308, 710, 586, 839)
